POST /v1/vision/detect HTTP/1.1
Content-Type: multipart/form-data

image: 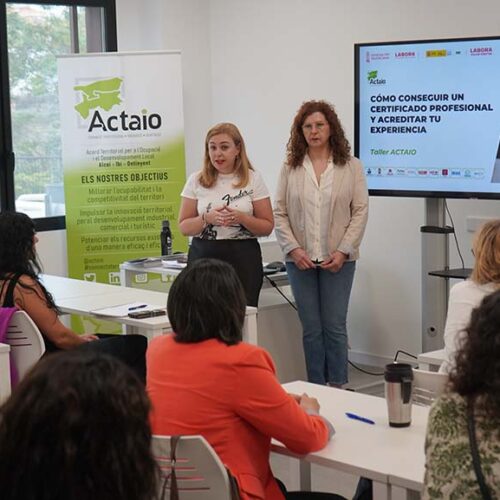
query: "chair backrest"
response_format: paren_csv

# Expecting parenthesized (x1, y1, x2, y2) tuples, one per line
(152, 435, 233, 500)
(4, 311, 45, 381)
(412, 368, 449, 407)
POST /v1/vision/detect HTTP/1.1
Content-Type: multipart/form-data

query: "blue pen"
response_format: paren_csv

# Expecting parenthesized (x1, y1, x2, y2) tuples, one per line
(345, 412, 375, 425)
(128, 304, 148, 311)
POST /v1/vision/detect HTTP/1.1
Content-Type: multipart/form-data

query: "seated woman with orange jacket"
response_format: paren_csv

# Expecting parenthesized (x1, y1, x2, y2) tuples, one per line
(147, 258, 336, 500)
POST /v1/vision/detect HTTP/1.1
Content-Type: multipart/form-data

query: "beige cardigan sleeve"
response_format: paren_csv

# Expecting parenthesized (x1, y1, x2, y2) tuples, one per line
(273, 163, 301, 256)
(336, 159, 369, 259)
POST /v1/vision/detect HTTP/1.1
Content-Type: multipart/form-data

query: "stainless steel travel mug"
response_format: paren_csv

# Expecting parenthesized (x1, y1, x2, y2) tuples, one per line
(384, 363, 413, 427)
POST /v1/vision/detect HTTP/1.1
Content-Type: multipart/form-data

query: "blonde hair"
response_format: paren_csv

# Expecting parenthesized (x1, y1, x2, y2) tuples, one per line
(199, 123, 253, 189)
(471, 219, 500, 285)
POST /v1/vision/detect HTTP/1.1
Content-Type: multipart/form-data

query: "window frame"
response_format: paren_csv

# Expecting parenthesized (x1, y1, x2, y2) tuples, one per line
(0, 0, 117, 231)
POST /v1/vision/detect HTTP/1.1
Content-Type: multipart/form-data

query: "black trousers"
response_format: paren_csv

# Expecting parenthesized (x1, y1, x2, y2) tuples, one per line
(78, 334, 147, 383)
(188, 237, 263, 307)
(276, 478, 347, 500)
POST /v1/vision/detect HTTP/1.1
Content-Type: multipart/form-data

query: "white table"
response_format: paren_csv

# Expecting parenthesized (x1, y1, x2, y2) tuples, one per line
(119, 260, 289, 290)
(272, 381, 428, 500)
(417, 349, 445, 371)
(0, 343, 11, 403)
(41, 274, 257, 343)
(56, 288, 170, 338)
(41, 274, 127, 300)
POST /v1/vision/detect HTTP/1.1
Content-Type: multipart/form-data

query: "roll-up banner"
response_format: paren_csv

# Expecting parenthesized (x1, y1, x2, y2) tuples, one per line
(57, 51, 187, 331)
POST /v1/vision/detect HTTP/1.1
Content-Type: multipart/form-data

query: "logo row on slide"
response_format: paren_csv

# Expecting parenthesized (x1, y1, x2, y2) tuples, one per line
(365, 167, 485, 179)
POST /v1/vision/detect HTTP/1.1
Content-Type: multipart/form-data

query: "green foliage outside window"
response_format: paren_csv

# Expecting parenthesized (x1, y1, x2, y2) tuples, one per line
(7, 6, 71, 197)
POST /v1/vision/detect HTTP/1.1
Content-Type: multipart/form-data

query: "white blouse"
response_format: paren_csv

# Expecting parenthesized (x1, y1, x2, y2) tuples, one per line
(302, 154, 334, 262)
(440, 279, 496, 373)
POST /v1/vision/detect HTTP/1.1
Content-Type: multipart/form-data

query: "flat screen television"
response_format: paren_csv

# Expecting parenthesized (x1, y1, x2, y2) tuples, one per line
(354, 36, 500, 199)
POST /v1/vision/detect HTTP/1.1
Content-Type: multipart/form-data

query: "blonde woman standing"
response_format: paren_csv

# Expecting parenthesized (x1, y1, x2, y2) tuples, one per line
(178, 123, 273, 306)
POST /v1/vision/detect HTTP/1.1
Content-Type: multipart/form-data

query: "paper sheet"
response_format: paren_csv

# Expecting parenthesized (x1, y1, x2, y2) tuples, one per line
(91, 302, 159, 317)
(162, 260, 187, 269)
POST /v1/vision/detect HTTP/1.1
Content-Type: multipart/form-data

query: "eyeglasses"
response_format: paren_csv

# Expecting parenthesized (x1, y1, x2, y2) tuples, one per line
(302, 122, 326, 132)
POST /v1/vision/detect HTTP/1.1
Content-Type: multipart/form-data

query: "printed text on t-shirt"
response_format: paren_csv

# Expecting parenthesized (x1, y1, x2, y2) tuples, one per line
(222, 189, 254, 205)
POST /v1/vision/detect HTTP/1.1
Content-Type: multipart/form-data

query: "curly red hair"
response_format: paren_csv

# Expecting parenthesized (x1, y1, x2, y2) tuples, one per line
(286, 100, 351, 168)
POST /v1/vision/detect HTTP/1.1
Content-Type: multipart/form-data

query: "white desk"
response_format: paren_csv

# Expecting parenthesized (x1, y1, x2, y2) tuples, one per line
(0, 343, 11, 403)
(41, 274, 257, 343)
(56, 289, 170, 338)
(417, 349, 445, 371)
(272, 381, 428, 500)
(119, 261, 289, 290)
(41, 274, 128, 301)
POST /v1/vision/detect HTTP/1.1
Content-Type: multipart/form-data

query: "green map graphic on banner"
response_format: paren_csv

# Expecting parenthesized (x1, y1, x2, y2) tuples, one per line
(58, 53, 187, 333)
(74, 77, 123, 118)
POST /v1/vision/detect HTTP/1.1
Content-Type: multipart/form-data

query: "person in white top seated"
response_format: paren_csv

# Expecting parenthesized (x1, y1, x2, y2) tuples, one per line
(178, 122, 273, 307)
(440, 219, 500, 373)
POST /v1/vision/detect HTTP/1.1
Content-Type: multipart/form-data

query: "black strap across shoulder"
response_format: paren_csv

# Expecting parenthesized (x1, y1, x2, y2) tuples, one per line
(467, 399, 492, 500)
(1, 273, 22, 308)
(1, 273, 57, 353)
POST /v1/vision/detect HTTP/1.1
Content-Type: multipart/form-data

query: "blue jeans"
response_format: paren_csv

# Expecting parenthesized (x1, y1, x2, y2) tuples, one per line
(286, 261, 356, 385)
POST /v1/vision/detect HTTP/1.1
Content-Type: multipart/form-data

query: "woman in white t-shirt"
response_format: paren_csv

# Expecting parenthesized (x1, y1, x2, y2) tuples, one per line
(178, 123, 273, 306)
(440, 219, 500, 373)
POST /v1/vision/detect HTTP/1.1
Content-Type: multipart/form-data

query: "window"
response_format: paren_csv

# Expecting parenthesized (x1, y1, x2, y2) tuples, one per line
(0, 0, 116, 230)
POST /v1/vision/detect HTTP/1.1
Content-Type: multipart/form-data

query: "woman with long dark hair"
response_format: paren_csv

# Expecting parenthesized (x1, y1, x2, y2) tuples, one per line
(0, 350, 157, 500)
(0, 211, 147, 380)
(0, 211, 96, 349)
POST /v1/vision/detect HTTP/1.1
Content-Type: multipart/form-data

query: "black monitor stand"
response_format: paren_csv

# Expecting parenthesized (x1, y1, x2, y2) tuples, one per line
(428, 268, 472, 280)
(420, 199, 470, 353)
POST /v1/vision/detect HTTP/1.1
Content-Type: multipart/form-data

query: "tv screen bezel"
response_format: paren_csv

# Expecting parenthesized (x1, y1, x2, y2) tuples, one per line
(354, 35, 500, 200)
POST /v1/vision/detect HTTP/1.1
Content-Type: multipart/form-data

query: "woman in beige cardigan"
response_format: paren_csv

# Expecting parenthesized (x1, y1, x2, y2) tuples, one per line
(274, 100, 368, 386)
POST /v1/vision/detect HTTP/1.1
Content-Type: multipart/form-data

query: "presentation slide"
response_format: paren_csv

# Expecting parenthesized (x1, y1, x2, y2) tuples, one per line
(357, 38, 500, 196)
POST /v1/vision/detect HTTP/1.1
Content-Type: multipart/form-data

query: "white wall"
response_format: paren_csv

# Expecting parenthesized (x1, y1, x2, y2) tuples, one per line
(116, 0, 213, 173)
(206, 0, 500, 364)
(39, 0, 500, 365)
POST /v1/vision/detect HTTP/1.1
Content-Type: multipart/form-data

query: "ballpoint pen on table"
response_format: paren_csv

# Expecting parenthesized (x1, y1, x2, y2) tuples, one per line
(345, 412, 375, 425)
(128, 304, 148, 311)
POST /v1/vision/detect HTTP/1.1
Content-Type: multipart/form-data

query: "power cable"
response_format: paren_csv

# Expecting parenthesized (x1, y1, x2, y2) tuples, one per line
(393, 349, 417, 362)
(263, 274, 423, 378)
(348, 362, 384, 377)
(444, 199, 465, 269)
(264, 274, 296, 309)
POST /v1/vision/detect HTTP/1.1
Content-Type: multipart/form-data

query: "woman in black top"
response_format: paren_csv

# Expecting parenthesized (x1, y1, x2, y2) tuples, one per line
(0, 211, 146, 381)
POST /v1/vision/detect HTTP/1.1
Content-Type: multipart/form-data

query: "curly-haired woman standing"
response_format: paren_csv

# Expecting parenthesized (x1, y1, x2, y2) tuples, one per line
(274, 100, 368, 386)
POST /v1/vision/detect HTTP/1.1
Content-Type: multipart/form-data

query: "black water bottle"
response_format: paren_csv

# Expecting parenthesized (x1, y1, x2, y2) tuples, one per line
(160, 220, 173, 256)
